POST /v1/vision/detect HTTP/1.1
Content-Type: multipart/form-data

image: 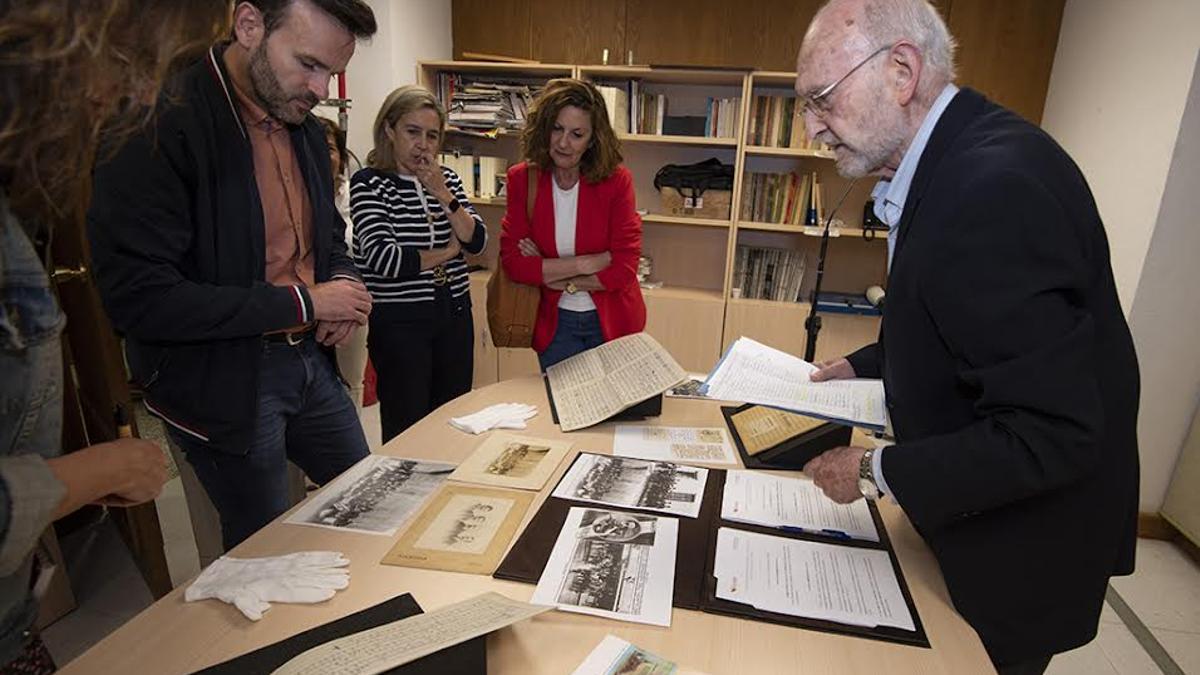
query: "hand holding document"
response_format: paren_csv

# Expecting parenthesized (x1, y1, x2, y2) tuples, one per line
(714, 528, 914, 631)
(532, 507, 678, 627)
(612, 425, 737, 465)
(272, 592, 550, 675)
(547, 333, 687, 431)
(721, 470, 879, 541)
(704, 338, 887, 430)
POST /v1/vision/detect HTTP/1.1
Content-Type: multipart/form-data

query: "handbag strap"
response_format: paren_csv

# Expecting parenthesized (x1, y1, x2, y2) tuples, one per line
(526, 165, 538, 222)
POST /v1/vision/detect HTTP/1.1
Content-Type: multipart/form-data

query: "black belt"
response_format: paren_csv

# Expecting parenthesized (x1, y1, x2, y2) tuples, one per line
(264, 328, 315, 345)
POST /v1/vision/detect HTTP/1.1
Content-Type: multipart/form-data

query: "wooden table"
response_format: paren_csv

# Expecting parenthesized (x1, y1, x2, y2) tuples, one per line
(60, 377, 993, 674)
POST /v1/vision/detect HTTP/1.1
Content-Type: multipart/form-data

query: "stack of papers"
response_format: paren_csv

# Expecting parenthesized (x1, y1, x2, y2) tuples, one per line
(721, 471, 879, 542)
(704, 338, 888, 430)
(714, 528, 915, 631)
(612, 425, 737, 465)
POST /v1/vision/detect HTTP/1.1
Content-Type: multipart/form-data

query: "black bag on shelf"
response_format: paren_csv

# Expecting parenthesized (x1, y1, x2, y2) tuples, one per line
(653, 157, 734, 200)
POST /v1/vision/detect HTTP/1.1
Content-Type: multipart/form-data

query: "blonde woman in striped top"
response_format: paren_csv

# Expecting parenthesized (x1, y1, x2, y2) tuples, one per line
(351, 85, 486, 442)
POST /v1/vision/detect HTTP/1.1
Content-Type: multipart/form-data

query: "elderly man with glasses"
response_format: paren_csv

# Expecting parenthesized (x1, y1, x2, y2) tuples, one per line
(796, 1, 1140, 673)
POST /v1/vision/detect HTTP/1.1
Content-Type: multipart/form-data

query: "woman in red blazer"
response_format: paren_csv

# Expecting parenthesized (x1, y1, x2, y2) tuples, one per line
(500, 78, 646, 370)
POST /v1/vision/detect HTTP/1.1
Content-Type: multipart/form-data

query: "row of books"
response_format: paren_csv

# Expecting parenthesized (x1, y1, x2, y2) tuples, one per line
(436, 73, 539, 131)
(747, 95, 824, 150)
(436, 153, 509, 200)
(595, 82, 739, 138)
(740, 171, 824, 226)
(732, 246, 808, 303)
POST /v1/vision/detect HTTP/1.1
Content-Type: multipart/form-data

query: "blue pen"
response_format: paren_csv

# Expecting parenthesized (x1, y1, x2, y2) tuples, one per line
(776, 525, 852, 540)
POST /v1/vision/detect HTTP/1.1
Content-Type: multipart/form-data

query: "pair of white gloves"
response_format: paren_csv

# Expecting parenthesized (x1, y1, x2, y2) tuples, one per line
(185, 551, 350, 621)
(449, 402, 537, 434)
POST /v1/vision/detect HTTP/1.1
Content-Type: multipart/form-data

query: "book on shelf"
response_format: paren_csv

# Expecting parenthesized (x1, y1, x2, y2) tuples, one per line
(436, 72, 541, 132)
(741, 170, 824, 226)
(601, 79, 738, 138)
(732, 245, 807, 303)
(747, 94, 826, 150)
(436, 152, 509, 201)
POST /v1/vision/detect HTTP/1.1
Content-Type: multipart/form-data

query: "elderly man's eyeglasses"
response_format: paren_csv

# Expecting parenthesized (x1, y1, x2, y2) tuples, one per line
(799, 44, 893, 117)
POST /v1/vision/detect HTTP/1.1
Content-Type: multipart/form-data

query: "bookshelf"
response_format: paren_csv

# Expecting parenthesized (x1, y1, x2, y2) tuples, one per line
(419, 61, 884, 383)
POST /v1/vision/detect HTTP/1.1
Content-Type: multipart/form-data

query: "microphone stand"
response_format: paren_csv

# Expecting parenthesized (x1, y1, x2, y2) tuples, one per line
(803, 178, 860, 363)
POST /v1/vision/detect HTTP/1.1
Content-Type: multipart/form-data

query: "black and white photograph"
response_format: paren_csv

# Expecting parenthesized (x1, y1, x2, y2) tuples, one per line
(285, 455, 455, 536)
(552, 453, 709, 518)
(532, 507, 678, 627)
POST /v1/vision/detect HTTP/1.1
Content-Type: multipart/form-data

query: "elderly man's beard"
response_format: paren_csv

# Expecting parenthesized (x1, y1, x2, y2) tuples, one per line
(817, 96, 909, 178)
(248, 42, 319, 124)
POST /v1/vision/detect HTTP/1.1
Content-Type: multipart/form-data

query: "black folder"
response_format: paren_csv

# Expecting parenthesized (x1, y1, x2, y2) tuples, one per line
(193, 593, 487, 674)
(494, 454, 929, 648)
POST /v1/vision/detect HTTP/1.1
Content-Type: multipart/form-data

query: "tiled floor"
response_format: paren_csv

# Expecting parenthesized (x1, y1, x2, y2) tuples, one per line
(39, 405, 1200, 673)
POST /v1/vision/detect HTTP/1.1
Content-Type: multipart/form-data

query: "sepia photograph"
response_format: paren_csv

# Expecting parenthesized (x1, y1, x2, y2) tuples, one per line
(449, 432, 573, 491)
(382, 484, 533, 575)
(285, 455, 455, 536)
(412, 494, 513, 555)
(552, 453, 709, 518)
(485, 441, 551, 478)
(532, 507, 678, 627)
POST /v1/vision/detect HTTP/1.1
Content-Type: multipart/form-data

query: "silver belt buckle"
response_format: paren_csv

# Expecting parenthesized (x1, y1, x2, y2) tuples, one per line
(285, 331, 305, 346)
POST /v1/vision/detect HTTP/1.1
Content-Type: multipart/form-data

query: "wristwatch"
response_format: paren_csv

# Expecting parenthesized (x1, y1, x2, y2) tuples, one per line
(447, 197, 462, 214)
(858, 448, 881, 500)
(564, 280, 578, 294)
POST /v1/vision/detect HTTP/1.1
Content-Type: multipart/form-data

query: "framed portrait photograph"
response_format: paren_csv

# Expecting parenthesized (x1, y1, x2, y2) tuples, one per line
(382, 484, 533, 574)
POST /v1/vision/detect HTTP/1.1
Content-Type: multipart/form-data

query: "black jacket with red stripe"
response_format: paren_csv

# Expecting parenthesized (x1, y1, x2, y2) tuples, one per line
(88, 44, 361, 451)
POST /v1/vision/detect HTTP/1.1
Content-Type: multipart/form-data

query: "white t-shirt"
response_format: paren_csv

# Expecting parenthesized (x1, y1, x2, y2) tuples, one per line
(553, 179, 596, 312)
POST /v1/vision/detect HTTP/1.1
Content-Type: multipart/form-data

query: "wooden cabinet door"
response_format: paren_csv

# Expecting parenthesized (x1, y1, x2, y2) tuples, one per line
(452, 0, 533, 61)
(945, 0, 1067, 124)
(624, 0, 735, 67)
(723, 0, 824, 72)
(530, 0, 625, 65)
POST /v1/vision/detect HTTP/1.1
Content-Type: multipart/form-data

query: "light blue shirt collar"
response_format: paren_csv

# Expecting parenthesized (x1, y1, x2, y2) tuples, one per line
(873, 83, 960, 268)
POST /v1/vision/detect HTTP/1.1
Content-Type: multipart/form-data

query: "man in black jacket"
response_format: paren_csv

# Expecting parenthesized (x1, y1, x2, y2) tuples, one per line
(796, 1, 1140, 673)
(89, 0, 378, 549)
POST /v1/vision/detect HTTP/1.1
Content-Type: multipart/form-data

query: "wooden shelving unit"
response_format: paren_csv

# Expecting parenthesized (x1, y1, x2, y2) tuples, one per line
(419, 61, 884, 381)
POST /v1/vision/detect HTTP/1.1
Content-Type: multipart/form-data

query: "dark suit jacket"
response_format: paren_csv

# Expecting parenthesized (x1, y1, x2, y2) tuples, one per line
(846, 88, 1140, 663)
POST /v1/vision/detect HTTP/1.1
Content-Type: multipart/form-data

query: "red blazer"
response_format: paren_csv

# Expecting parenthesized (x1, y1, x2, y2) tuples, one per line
(500, 162, 646, 353)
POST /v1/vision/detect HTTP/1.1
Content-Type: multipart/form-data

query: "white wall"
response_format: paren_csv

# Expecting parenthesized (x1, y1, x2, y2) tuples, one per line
(1040, 0, 1200, 314)
(1041, 0, 1200, 512)
(331, 0, 452, 165)
(1127, 52, 1200, 513)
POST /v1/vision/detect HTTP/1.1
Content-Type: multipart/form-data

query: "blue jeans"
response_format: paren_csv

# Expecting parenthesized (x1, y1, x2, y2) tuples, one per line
(538, 309, 605, 371)
(168, 337, 369, 550)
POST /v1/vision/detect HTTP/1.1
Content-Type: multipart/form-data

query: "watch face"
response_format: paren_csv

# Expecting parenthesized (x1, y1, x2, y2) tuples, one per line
(858, 477, 879, 500)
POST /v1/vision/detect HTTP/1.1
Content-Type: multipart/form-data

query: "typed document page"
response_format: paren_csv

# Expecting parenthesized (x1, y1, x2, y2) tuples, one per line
(704, 338, 887, 430)
(720, 470, 879, 542)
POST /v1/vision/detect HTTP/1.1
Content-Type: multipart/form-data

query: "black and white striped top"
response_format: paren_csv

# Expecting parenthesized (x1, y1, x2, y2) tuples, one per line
(349, 167, 486, 304)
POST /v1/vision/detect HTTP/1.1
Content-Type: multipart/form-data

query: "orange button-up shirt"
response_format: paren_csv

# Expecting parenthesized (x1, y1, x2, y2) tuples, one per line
(228, 78, 315, 288)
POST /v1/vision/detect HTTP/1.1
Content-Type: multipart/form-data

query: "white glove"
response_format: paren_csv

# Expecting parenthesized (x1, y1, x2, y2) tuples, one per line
(184, 551, 350, 621)
(450, 403, 537, 434)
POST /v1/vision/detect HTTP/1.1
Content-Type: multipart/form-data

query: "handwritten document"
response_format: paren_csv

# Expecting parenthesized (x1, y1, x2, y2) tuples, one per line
(721, 471, 879, 542)
(714, 528, 914, 631)
(547, 333, 687, 432)
(272, 593, 549, 675)
(704, 338, 887, 430)
(612, 425, 737, 465)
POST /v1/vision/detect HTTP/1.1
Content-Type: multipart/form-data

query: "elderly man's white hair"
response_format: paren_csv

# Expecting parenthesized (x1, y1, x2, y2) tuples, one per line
(814, 0, 957, 90)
